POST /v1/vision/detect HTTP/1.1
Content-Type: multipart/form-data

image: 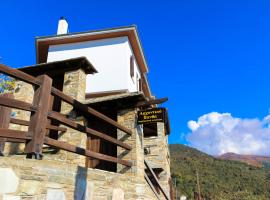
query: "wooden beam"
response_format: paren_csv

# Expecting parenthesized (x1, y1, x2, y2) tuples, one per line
(0, 64, 39, 86)
(10, 118, 67, 132)
(6, 138, 26, 143)
(48, 111, 131, 150)
(47, 124, 67, 132)
(0, 96, 36, 111)
(25, 75, 52, 157)
(0, 128, 29, 140)
(51, 87, 133, 135)
(145, 159, 171, 200)
(85, 89, 128, 99)
(145, 174, 162, 200)
(0, 93, 12, 154)
(10, 118, 29, 126)
(136, 97, 168, 107)
(44, 137, 132, 167)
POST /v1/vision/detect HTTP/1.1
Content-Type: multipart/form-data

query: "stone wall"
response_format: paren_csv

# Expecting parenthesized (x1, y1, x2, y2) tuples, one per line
(3, 81, 34, 155)
(144, 122, 171, 198)
(0, 157, 157, 200)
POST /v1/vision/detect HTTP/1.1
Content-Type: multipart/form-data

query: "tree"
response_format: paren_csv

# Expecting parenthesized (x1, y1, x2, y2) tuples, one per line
(0, 74, 15, 93)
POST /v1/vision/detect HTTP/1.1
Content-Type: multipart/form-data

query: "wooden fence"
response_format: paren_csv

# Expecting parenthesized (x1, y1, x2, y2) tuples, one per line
(0, 63, 132, 167)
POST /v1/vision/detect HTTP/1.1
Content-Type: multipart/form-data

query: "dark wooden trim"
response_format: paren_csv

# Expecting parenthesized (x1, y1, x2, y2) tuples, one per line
(137, 97, 168, 107)
(145, 159, 170, 200)
(44, 137, 132, 167)
(0, 93, 13, 153)
(48, 111, 131, 150)
(85, 89, 128, 99)
(19, 57, 97, 76)
(51, 87, 133, 135)
(25, 75, 52, 154)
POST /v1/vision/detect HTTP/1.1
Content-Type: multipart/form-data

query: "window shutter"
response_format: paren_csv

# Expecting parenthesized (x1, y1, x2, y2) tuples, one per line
(130, 55, 134, 78)
(139, 78, 142, 91)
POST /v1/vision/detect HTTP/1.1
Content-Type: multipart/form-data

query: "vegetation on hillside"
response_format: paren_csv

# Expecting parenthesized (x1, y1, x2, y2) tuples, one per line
(170, 144, 270, 200)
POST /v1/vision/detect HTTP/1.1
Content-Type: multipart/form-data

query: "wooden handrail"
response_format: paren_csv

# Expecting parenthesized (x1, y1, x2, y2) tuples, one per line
(0, 96, 37, 112)
(44, 137, 132, 167)
(145, 159, 171, 200)
(0, 129, 132, 167)
(0, 64, 40, 86)
(48, 111, 131, 150)
(10, 118, 67, 132)
(0, 63, 133, 167)
(0, 128, 29, 140)
(0, 64, 133, 136)
(51, 87, 133, 135)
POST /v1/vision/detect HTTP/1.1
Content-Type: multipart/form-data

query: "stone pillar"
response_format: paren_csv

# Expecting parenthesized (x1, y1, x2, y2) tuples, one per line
(156, 122, 171, 199)
(4, 81, 34, 155)
(117, 108, 146, 198)
(55, 69, 87, 166)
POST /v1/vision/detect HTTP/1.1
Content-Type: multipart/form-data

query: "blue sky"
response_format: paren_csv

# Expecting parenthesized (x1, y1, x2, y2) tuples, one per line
(1, 1, 270, 152)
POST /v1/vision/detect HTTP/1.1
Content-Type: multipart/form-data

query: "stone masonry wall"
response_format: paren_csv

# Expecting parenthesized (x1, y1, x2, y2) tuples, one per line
(49, 69, 87, 166)
(0, 157, 157, 200)
(144, 122, 171, 199)
(3, 81, 34, 155)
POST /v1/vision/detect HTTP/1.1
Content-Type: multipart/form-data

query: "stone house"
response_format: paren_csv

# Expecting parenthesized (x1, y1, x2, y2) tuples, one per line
(0, 18, 172, 200)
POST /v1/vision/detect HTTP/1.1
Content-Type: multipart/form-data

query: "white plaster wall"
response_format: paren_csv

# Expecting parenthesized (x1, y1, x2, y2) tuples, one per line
(125, 40, 141, 92)
(47, 36, 140, 94)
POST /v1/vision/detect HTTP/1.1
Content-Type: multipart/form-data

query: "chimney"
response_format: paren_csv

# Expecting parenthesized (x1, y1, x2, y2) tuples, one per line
(57, 17, 68, 35)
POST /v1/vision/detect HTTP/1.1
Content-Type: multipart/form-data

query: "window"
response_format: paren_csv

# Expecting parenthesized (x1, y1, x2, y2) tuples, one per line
(143, 123, 158, 137)
(130, 55, 134, 79)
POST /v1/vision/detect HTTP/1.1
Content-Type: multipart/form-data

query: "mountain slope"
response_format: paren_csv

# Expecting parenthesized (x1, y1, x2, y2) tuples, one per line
(170, 144, 270, 200)
(218, 152, 270, 168)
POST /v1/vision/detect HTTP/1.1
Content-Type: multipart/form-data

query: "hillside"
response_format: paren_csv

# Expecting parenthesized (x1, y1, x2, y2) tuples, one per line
(170, 144, 270, 200)
(218, 152, 270, 168)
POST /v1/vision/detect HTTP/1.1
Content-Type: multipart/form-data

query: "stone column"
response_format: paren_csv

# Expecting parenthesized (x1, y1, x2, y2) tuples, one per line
(55, 69, 87, 166)
(4, 81, 34, 155)
(117, 108, 146, 198)
(156, 122, 171, 199)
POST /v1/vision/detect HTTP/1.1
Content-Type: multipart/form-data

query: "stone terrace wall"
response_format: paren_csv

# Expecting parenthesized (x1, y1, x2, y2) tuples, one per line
(0, 157, 157, 200)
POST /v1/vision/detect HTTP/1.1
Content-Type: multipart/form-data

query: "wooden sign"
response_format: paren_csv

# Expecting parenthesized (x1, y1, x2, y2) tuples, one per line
(137, 108, 165, 125)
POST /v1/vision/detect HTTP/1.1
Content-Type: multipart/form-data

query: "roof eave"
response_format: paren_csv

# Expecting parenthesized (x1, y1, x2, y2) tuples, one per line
(35, 26, 149, 73)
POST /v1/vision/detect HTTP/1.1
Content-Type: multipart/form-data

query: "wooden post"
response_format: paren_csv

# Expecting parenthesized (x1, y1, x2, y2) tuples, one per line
(25, 75, 52, 159)
(0, 93, 13, 155)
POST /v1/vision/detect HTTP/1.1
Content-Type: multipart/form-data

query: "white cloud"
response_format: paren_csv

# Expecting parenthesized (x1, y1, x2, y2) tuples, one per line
(186, 112, 270, 156)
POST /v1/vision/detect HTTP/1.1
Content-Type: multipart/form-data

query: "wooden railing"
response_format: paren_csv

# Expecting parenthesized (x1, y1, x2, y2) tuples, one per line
(145, 159, 171, 200)
(0, 64, 132, 167)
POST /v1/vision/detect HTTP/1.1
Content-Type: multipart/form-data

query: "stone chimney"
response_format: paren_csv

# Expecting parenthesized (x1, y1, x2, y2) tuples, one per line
(57, 17, 68, 35)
